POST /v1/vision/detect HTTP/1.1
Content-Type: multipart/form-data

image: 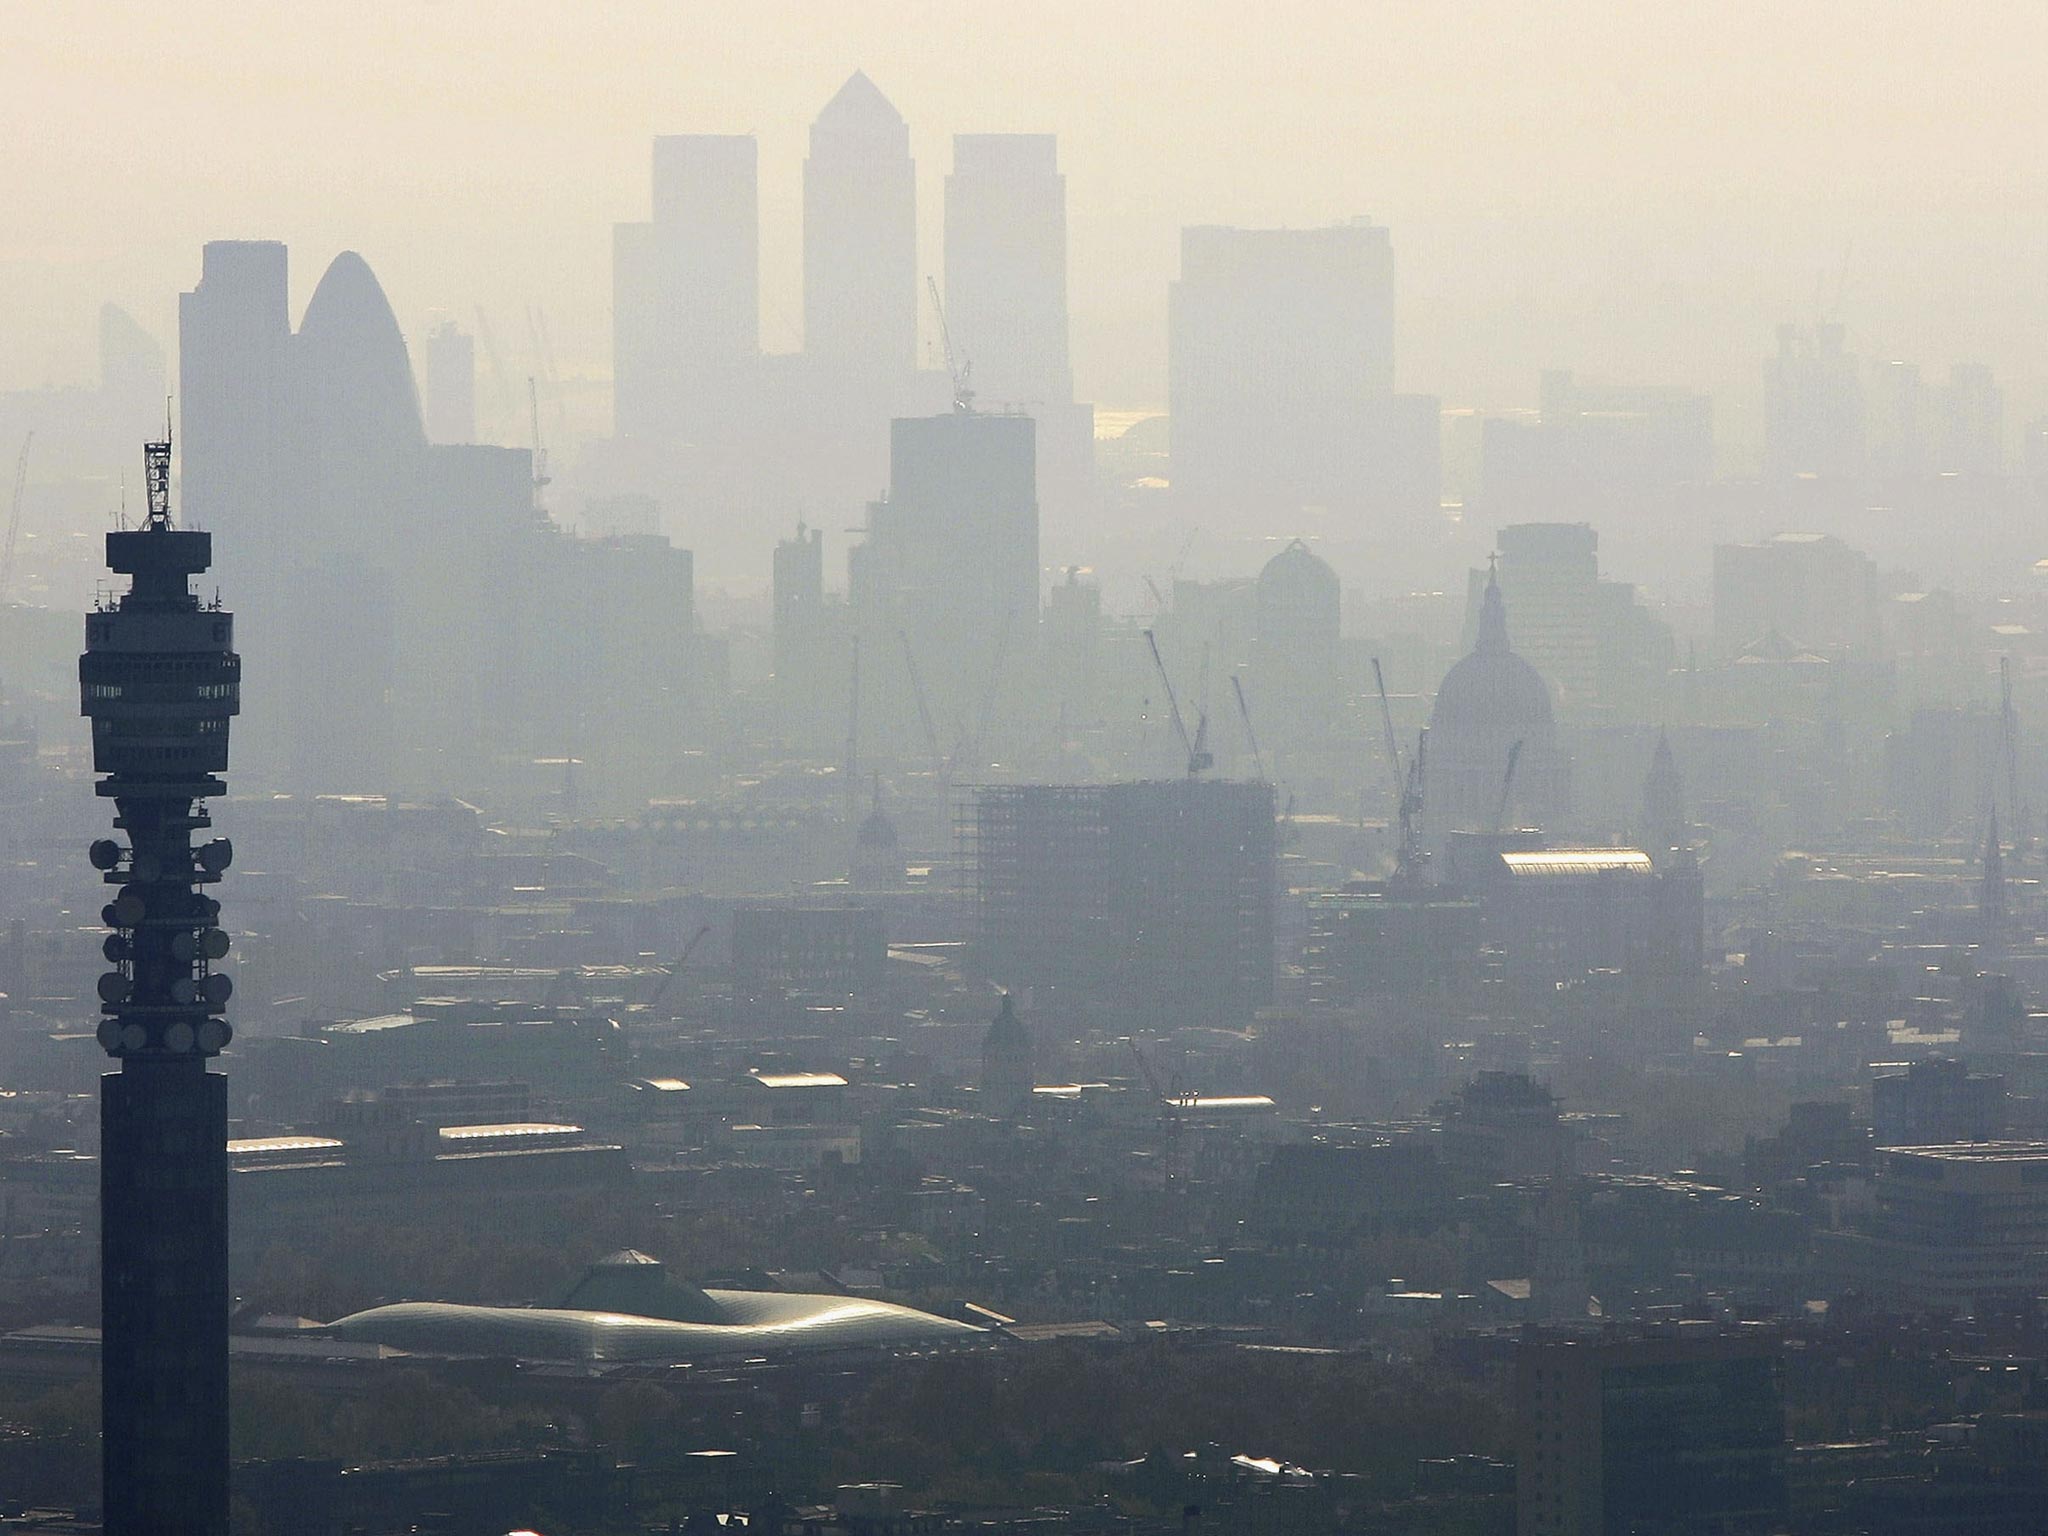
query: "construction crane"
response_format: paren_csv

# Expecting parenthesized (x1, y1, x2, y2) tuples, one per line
(1125, 1037, 1191, 1182)
(1143, 628, 1211, 776)
(526, 305, 571, 459)
(0, 433, 30, 606)
(925, 276, 974, 413)
(1373, 657, 1426, 879)
(1493, 739, 1525, 836)
(899, 630, 946, 778)
(2002, 655, 2027, 859)
(527, 376, 551, 513)
(640, 923, 715, 1018)
(1409, 730, 1428, 845)
(1231, 674, 1267, 783)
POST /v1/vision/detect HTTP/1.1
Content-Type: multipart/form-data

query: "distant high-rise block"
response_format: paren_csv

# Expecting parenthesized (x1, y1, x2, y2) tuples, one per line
(853, 410, 1038, 742)
(422, 320, 476, 445)
(773, 520, 826, 677)
(771, 521, 843, 752)
(1250, 539, 1343, 747)
(614, 133, 759, 441)
(1872, 1057, 2007, 1148)
(945, 133, 1071, 409)
(291, 251, 425, 560)
(653, 133, 759, 366)
(1490, 523, 1601, 706)
(970, 778, 1276, 1025)
(1712, 531, 1877, 657)
(1169, 221, 1394, 526)
(178, 240, 290, 577)
(804, 72, 916, 379)
(98, 303, 166, 424)
(1764, 322, 1863, 480)
(293, 251, 425, 458)
(1936, 362, 2003, 476)
(1868, 358, 2004, 478)
(1480, 370, 1713, 517)
(945, 133, 1095, 535)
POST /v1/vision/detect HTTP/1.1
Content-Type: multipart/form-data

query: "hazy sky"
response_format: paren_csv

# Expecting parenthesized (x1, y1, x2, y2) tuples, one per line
(7, 0, 2048, 437)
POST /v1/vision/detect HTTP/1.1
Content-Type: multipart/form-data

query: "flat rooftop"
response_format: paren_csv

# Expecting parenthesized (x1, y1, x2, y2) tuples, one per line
(1880, 1141, 2048, 1163)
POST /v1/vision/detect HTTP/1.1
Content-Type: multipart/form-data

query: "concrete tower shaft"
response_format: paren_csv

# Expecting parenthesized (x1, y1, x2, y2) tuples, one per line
(80, 432, 240, 1536)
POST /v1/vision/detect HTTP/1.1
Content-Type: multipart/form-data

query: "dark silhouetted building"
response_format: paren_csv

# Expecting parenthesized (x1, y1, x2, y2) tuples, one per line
(732, 904, 886, 1012)
(1304, 882, 1482, 1006)
(1872, 1058, 2007, 1149)
(82, 434, 241, 1535)
(1441, 1071, 1569, 1188)
(1827, 1144, 2048, 1312)
(1478, 847, 1704, 987)
(1515, 1329, 1786, 1536)
(971, 778, 1275, 1024)
(980, 993, 1036, 1114)
(850, 786, 904, 890)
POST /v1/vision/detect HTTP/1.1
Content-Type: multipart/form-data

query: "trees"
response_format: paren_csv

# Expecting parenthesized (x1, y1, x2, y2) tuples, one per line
(835, 1340, 1509, 1504)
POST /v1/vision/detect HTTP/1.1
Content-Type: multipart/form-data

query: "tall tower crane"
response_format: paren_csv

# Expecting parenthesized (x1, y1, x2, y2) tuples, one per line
(527, 377, 551, 517)
(1231, 674, 1266, 783)
(926, 276, 974, 413)
(0, 433, 32, 605)
(639, 923, 714, 1018)
(899, 630, 946, 779)
(2001, 655, 2027, 859)
(1493, 740, 1525, 837)
(1373, 657, 1426, 880)
(1143, 628, 1211, 776)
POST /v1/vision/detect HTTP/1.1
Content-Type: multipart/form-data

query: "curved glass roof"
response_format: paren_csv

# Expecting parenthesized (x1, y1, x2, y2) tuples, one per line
(326, 1288, 983, 1364)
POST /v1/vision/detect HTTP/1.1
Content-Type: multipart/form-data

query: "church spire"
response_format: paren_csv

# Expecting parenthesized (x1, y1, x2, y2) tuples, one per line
(1642, 728, 1687, 856)
(1475, 563, 1511, 657)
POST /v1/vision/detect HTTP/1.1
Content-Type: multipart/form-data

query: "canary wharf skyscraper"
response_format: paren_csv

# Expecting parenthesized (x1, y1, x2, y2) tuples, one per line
(81, 432, 239, 1535)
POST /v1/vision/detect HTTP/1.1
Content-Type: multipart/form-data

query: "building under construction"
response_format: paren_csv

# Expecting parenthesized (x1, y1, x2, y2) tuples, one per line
(968, 778, 1275, 1024)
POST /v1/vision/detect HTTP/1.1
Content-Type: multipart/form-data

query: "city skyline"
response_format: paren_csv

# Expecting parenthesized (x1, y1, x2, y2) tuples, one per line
(6, 1, 2047, 433)
(10, 12, 2048, 1529)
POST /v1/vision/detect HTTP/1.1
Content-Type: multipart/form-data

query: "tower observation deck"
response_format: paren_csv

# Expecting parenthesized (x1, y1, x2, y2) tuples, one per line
(80, 432, 239, 1535)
